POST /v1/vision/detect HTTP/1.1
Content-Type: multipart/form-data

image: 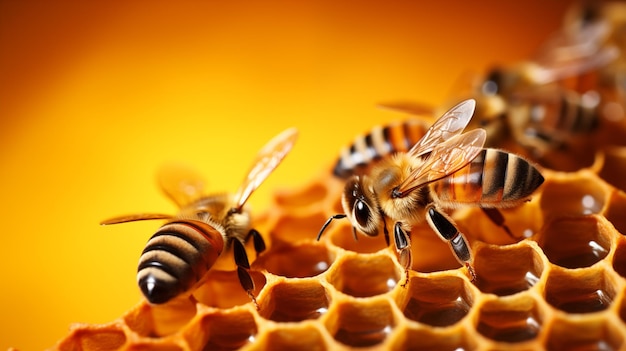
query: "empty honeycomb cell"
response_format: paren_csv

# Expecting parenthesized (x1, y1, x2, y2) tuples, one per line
(612, 238, 626, 279)
(193, 270, 266, 309)
(149, 297, 198, 337)
(271, 211, 331, 244)
(536, 215, 612, 269)
(325, 298, 396, 348)
(391, 326, 477, 351)
(473, 241, 544, 296)
(475, 295, 544, 343)
(540, 170, 608, 220)
(257, 241, 334, 278)
(598, 146, 626, 193)
(544, 266, 618, 314)
(545, 315, 625, 351)
(256, 324, 328, 351)
(258, 279, 330, 322)
(196, 308, 257, 351)
(326, 251, 400, 298)
(125, 341, 185, 351)
(408, 222, 462, 274)
(605, 190, 626, 236)
(274, 180, 330, 208)
(398, 274, 474, 327)
(55, 325, 126, 351)
(123, 301, 155, 336)
(326, 221, 389, 254)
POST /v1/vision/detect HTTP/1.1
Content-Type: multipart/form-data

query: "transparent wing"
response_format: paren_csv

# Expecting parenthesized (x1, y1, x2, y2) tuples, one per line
(395, 129, 486, 196)
(407, 99, 476, 158)
(100, 213, 174, 225)
(377, 100, 436, 117)
(156, 162, 207, 208)
(233, 127, 298, 210)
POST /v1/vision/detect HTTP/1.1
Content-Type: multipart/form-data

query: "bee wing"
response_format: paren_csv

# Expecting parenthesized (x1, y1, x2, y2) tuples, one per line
(395, 129, 486, 196)
(156, 162, 207, 208)
(407, 99, 476, 158)
(233, 127, 298, 210)
(100, 213, 174, 225)
(377, 100, 436, 117)
(530, 17, 618, 85)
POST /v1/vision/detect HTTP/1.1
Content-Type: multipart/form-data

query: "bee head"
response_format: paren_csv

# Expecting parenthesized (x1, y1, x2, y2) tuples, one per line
(342, 176, 382, 236)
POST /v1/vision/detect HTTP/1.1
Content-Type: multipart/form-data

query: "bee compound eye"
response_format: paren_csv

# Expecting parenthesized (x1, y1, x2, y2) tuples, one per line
(354, 199, 372, 228)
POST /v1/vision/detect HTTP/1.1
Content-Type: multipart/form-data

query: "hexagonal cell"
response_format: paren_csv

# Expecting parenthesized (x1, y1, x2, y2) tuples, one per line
(259, 279, 330, 322)
(326, 220, 389, 254)
(598, 146, 626, 193)
(537, 216, 611, 269)
(193, 269, 266, 309)
(476, 295, 544, 343)
(274, 181, 329, 208)
(473, 242, 544, 296)
(123, 301, 155, 337)
(55, 325, 127, 351)
(197, 309, 257, 351)
(540, 171, 607, 220)
(260, 324, 327, 351)
(391, 326, 476, 351)
(612, 238, 626, 279)
(544, 267, 617, 314)
(327, 252, 400, 298)
(546, 316, 624, 351)
(272, 211, 331, 244)
(409, 222, 462, 274)
(326, 298, 396, 348)
(605, 190, 626, 236)
(149, 297, 198, 337)
(257, 241, 334, 278)
(399, 274, 474, 327)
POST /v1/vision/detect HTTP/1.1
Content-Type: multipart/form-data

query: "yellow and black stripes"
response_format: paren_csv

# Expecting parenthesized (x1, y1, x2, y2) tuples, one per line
(333, 120, 428, 178)
(432, 148, 544, 206)
(137, 221, 224, 304)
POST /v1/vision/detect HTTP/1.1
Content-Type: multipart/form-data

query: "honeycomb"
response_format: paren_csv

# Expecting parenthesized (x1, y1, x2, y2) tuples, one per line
(49, 145, 626, 350)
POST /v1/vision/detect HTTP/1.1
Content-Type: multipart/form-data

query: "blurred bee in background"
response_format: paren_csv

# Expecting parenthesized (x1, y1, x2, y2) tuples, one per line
(381, 2, 625, 171)
(101, 128, 298, 306)
(319, 99, 544, 281)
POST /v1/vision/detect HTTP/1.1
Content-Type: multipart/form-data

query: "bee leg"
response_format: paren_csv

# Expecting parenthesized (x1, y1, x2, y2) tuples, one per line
(247, 229, 266, 257)
(317, 214, 347, 241)
(233, 239, 259, 309)
(393, 222, 411, 287)
(426, 206, 476, 282)
(480, 207, 516, 240)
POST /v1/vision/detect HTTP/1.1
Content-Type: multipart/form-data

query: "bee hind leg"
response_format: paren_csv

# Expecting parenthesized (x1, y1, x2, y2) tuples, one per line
(426, 206, 476, 282)
(393, 222, 412, 287)
(233, 239, 259, 309)
(480, 207, 517, 240)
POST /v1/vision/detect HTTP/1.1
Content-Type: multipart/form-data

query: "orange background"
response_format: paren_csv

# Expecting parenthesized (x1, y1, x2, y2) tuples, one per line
(1, 1, 575, 349)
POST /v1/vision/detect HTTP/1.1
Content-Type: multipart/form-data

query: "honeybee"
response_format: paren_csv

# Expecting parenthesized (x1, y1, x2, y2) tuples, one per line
(318, 100, 544, 281)
(101, 128, 298, 306)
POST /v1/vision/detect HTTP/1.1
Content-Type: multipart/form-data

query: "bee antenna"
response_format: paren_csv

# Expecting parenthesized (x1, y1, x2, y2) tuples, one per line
(317, 214, 347, 241)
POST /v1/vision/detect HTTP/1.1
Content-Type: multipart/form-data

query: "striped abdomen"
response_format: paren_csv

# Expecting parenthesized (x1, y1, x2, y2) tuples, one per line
(137, 221, 224, 304)
(431, 148, 544, 206)
(333, 119, 428, 178)
(523, 90, 599, 137)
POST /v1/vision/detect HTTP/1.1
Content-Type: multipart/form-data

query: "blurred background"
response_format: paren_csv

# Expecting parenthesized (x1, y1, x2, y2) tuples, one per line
(0, 0, 576, 349)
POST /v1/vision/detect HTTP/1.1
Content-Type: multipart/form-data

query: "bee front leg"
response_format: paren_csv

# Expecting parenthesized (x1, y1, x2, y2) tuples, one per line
(425, 206, 476, 282)
(393, 222, 412, 287)
(246, 229, 266, 258)
(232, 239, 259, 309)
